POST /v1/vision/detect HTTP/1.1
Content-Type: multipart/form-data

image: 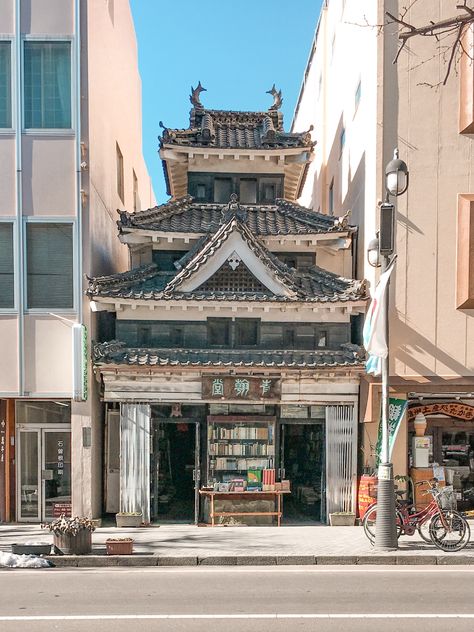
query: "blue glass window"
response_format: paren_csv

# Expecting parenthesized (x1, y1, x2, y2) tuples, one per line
(0, 223, 14, 308)
(0, 42, 11, 128)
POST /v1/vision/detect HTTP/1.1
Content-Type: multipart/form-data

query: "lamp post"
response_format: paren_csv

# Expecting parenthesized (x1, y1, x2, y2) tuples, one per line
(368, 148, 409, 551)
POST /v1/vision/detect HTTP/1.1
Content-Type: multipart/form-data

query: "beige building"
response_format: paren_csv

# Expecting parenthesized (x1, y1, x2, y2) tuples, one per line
(293, 0, 474, 506)
(0, 0, 154, 522)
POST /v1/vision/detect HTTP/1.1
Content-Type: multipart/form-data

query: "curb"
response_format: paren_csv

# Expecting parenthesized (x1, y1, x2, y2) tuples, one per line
(43, 554, 474, 567)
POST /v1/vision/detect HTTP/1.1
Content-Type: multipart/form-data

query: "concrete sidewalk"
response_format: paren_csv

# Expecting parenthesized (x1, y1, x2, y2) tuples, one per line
(1, 523, 474, 566)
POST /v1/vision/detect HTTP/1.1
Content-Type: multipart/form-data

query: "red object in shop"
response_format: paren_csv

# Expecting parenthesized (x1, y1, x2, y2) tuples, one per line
(357, 475, 377, 519)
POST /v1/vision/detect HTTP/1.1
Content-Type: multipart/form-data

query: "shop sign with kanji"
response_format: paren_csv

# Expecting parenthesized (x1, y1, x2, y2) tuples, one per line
(202, 376, 280, 400)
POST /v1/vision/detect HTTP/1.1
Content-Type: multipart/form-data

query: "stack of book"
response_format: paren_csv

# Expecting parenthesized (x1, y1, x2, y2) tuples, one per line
(262, 469, 276, 491)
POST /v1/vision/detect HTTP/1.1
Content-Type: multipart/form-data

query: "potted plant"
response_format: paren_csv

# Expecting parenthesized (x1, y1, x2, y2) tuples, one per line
(115, 511, 143, 528)
(329, 512, 356, 526)
(42, 515, 96, 554)
(105, 537, 134, 555)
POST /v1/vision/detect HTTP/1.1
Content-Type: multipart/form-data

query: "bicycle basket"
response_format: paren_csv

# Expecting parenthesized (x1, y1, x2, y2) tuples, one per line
(438, 485, 457, 510)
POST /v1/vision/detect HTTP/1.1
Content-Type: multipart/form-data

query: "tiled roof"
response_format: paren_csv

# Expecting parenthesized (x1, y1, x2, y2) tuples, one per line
(89, 211, 366, 304)
(92, 341, 365, 369)
(160, 107, 314, 151)
(118, 196, 347, 236)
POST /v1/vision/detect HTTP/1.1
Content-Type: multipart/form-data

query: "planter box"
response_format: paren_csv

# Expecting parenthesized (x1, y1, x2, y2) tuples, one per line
(329, 513, 356, 526)
(105, 538, 134, 555)
(11, 543, 51, 556)
(53, 530, 92, 555)
(116, 514, 142, 528)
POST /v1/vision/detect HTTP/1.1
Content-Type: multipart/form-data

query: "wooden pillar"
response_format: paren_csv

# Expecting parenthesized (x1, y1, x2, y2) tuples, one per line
(0, 400, 14, 522)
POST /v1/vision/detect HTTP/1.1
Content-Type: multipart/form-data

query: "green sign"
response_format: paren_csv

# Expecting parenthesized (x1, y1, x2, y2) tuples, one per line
(375, 398, 408, 466)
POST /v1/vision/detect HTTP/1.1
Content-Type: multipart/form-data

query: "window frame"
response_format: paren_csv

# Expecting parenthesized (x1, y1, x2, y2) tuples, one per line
(0, 218, 17, 312)
(0, 39, 13, 132)
(116, 142, 124, 203)
(132, 169, 139, 212)
(339, 126, 346, 157)
(22, 36, 75, 135)
(234, 318, 260, 348)
(328, 179, 334, 216)
(23, 217, 77, 313)
(207, 317, 231, 347)
(354, 78, 362, 115)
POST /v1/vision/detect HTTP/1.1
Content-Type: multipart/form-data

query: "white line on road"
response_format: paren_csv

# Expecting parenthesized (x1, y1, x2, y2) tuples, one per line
(2, 614, 474, 621)
(7, 566, 474, 575)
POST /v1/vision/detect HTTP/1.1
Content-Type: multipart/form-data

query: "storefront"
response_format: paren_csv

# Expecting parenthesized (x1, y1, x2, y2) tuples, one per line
(0, 400, 72, 523)
(100, 369, 360, 525)
(406, 399, 474, 510)
(360, 379, 474, 511)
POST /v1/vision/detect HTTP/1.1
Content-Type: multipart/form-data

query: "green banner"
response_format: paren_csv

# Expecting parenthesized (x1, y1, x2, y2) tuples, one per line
(375, 398, 408, 466)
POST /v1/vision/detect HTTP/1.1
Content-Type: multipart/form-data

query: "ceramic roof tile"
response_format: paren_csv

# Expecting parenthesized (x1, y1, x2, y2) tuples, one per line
(160, 106, 314, 151)
(88, 214, 366, 304)
(118, 196, 347, 236)
(92, 341, 365, 369)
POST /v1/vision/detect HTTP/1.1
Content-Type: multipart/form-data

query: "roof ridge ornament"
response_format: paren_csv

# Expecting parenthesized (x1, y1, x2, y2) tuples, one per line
(222, 193, 247, 222)
(266, 84, 283, 111)
(190, 81, 206, 108)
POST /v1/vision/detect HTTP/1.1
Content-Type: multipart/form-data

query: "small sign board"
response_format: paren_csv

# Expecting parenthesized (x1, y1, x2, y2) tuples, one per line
(202, 376, 280, 400)
(280, 405, 308, 418)
(52, 502, 72, 518)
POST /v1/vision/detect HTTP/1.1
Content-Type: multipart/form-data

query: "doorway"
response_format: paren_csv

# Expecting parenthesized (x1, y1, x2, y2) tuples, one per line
(16, 427, 72, 522)
(280, 422, 325, 523)
(151, 420, 200, 523)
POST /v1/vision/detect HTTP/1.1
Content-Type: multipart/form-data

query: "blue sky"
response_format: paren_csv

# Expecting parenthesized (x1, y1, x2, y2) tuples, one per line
(130, 0, 323, 204)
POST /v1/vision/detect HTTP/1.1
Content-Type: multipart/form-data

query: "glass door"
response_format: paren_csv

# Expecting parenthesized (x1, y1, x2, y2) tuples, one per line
(17, 426, 71, 522)
(42, 429, 72, 520)
(18, 430, 41, 521)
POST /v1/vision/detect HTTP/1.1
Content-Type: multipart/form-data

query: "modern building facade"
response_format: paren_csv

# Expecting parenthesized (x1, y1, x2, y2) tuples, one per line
(293, 0, 474, 505)
(89, 87, 368, 525)
(0, 0, 154, 522)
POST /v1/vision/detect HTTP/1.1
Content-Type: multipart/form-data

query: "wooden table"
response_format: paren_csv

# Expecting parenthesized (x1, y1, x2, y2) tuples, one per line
(199, 490, 290, 527)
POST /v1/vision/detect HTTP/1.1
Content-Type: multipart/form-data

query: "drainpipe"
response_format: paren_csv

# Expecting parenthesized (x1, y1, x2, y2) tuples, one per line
(14, 0, 24, 396)
(74, 0, 82, 327)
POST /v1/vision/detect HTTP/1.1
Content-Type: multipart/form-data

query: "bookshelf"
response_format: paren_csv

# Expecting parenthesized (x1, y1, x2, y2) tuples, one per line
(207, 416, 276, 484)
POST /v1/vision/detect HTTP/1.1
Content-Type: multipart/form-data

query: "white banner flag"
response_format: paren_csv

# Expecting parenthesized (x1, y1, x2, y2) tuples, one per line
(363, 261, 395, 375)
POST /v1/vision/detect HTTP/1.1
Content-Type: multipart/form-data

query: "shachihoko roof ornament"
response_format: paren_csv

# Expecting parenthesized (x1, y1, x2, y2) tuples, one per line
(190, 81, 206, 109)
(267, 84, 282, 111)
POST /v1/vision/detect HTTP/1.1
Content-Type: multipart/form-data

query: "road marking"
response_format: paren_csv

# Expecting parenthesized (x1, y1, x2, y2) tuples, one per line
(6, 565, 474, 575)
(2, 614, 474, 621)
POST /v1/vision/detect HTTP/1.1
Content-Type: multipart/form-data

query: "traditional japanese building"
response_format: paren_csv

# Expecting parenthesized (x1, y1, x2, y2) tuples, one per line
(88, 86, 368, 525)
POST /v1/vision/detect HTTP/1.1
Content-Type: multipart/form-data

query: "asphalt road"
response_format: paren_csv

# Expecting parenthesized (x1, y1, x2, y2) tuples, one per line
(1, 566, 474, 631)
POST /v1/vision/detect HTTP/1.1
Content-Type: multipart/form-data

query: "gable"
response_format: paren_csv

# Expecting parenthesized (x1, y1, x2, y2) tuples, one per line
(176, 228, 295, 297)
(199, 260, 269, 294)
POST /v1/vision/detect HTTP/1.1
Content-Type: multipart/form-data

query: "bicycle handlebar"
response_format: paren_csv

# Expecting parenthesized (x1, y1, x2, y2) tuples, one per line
(414, 478, 438, 488)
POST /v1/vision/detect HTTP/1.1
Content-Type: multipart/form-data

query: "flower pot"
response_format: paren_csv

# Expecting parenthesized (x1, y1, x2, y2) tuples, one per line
(329, 512, 356, 526)
(11, 543, 51, 556)
(53, 529, 92, 555)
(116, 513, 142, 528)
(105, 538, 134, 555)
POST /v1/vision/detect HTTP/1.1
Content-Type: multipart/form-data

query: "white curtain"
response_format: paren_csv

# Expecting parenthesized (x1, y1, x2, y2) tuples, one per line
(120, 403, 151, 523)
(325, 405, 357, 517)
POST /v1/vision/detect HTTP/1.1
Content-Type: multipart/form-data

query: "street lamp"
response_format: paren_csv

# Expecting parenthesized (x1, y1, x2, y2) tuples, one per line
(371, 148, 409, 551)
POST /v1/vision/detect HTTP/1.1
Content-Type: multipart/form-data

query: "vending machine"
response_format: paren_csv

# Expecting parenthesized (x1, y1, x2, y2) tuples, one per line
(412, 436, 432, 468)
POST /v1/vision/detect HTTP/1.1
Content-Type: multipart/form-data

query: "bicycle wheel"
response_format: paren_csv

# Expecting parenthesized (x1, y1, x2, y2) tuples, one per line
(417, 518, 434, 544)
(363, 504, 403, 545)
(429, 511, 471, 552)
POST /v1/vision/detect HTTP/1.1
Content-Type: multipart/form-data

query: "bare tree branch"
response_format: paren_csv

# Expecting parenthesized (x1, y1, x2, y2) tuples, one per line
(386, 2, 474, 83)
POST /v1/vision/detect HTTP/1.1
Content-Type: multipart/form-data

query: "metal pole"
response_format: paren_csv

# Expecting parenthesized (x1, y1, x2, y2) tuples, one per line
(374, 253, 398, 550)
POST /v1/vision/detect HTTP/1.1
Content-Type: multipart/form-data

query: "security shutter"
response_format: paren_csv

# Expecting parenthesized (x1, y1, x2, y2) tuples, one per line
(325, 405, 357, 517)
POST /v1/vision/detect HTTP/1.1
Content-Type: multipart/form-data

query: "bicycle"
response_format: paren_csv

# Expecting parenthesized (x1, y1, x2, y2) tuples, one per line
(363, 479, 471, 551)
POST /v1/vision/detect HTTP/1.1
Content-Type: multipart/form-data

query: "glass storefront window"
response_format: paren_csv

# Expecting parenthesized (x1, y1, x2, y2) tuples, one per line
(16, 401, 71, 425)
